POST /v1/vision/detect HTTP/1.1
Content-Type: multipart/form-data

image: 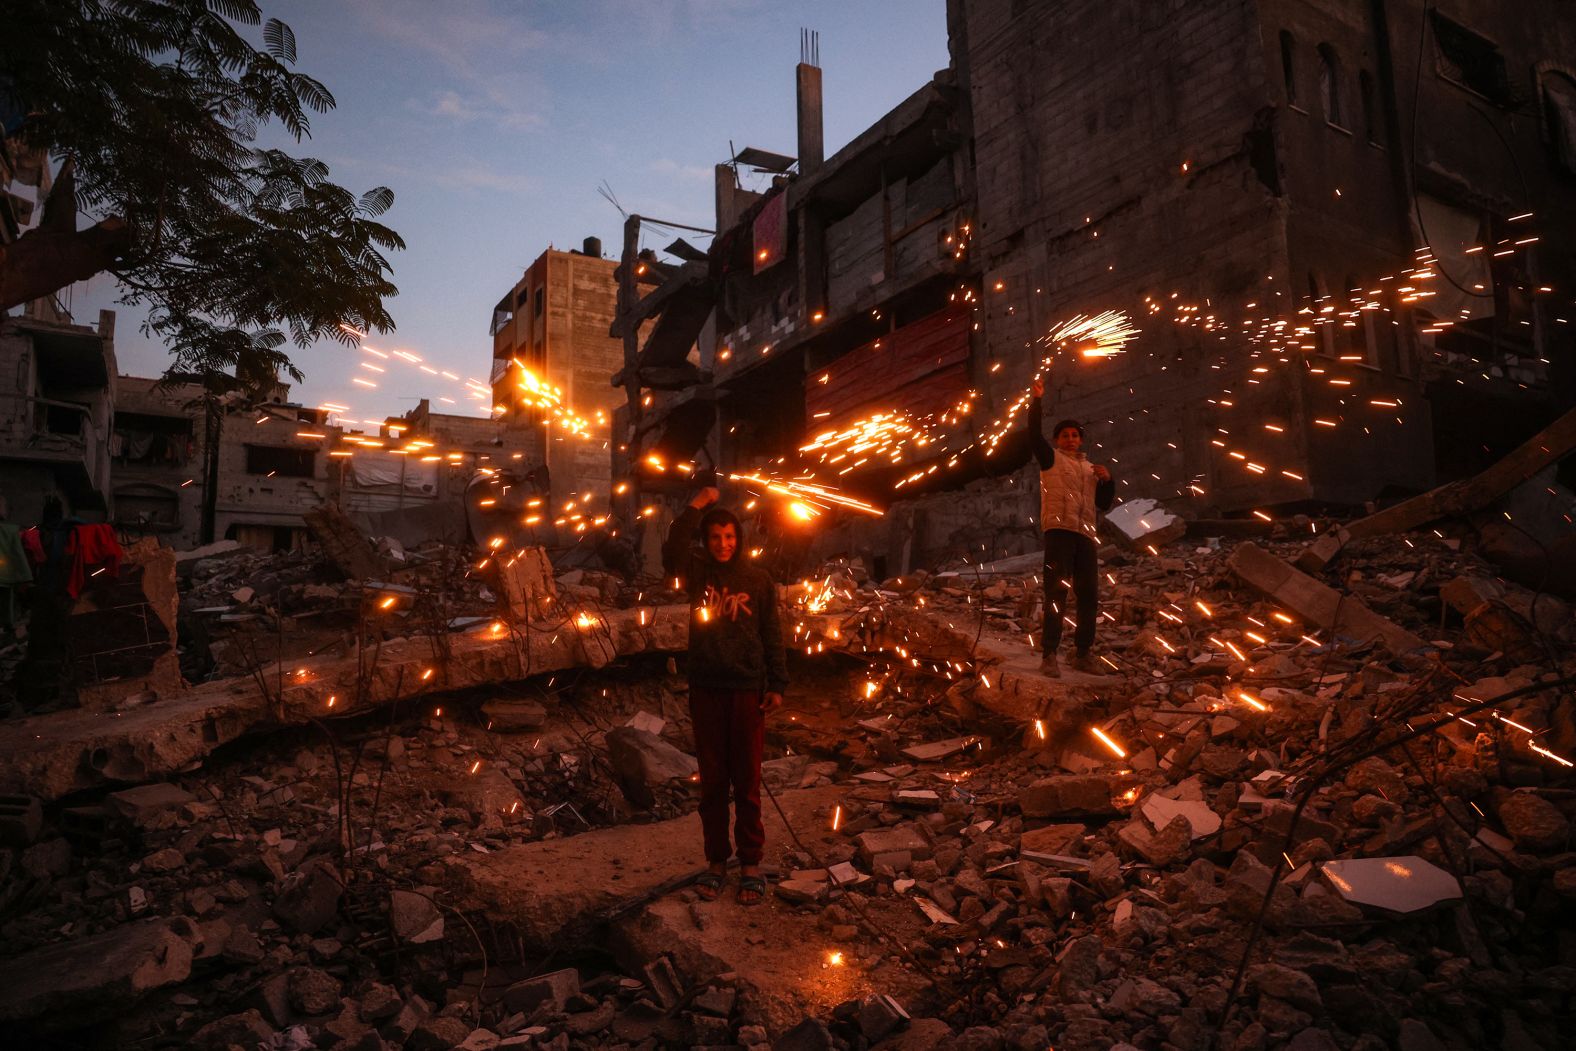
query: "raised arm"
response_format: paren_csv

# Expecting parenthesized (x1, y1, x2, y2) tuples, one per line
(1028, 378, 1055, 469)
(662, 486, 717, 579)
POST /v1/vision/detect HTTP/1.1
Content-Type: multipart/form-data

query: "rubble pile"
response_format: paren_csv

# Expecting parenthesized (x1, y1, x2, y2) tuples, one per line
(0, 517, 1571, 1049)
(175, 539, 642, 685)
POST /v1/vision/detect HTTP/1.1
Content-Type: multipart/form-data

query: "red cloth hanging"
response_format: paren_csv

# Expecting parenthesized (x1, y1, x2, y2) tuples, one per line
(20, 526, 46, 567)
(65, 523, 123, 598)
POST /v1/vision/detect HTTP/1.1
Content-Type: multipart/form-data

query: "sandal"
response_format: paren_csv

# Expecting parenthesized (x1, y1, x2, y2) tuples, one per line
(737, 875, 766, 906)
(694, 871, 725, 901)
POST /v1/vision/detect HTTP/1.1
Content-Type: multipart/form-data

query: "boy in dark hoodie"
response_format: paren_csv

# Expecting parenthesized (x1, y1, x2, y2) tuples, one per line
(662, 483, 788, 904)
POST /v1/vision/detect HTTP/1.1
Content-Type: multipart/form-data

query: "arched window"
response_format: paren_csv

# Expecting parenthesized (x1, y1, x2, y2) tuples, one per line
(1359, 70, 1380, 144)
(1280, 31, 1298, 105)
(1318, 44, 1344, 127)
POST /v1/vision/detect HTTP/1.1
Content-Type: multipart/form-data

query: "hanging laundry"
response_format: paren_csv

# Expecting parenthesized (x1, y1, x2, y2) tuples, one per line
(19, 526, 45, 568)
(65, 523, 123, 598)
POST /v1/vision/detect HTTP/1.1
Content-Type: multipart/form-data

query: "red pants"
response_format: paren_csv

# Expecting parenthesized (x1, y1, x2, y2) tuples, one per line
(688, 687, 766, 866)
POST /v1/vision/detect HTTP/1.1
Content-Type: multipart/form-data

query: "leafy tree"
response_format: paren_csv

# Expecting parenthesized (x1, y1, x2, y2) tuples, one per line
(0, 0, 403, 383)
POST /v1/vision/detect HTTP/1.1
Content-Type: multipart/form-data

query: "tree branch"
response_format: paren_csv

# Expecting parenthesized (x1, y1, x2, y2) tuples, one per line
(0, 217, 132, 311)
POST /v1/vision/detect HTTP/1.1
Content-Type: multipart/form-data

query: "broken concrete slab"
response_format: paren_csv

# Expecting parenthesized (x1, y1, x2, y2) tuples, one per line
(1105, 498, 1187, 551)
(304, 502, 384, 580)
(1319, 856, 1461, 913)
(496, 548, 557, 623)
(106, 783, 197, 826)
(1227, 543, 1427, 655)
(604, 726, 698, 808)
(456, 785, 845, 949)
(500, 967, 580, 1014)
(389, 888, 445, 944)
(856, 825, 932, 865)
(0, 602, 690, 802)
(612, 893, 928, 1036)
(480, 698, 549, 731)
(0, 917, 196, 1027)
(1019, 775, 1117, 818)
(1140, 793, 1222, 840)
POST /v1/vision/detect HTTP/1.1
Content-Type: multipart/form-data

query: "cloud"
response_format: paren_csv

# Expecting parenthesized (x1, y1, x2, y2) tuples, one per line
(349, 0, 550, 132)
(650, 158, 714, 183)
(346, 0, 549, 73)
(411, 90, 544, 131)
(324, 153, 531, 197)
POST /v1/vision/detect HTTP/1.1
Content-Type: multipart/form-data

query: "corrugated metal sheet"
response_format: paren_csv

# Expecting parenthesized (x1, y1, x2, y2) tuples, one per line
(804, 307, 970, 434)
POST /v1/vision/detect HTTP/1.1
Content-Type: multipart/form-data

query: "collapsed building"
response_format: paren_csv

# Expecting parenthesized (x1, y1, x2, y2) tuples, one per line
(1, 1, 1575, 1049)
(614, 0, 1576, 574)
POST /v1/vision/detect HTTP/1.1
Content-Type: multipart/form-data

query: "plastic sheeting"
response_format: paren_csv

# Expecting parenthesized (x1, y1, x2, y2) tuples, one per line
(348, 451, 438, 493)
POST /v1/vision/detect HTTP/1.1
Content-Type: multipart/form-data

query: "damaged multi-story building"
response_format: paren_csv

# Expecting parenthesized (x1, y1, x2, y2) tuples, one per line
(490, 242, 625, 511)
(612, 0, 1576, 573)
(0, 308, 117, 526)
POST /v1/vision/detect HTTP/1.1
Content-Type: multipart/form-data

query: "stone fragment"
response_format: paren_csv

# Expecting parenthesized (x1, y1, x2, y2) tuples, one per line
(856, 825, 932, 864)
(1018, 775, 1116, 818)
(21, 838, 72, 878)
(693, 985, 737, 1017)
(141, 846, 185, 873)
(774, 1017, 835, 1050)
(359, 982, 403, 1022)
(1119, 814, 1192, 867)
(480, 699, 549, 731)
(1140, 794, 1221, 839)
(501, 967, 580, 1014)
(605, 726, 697, 807)
(856, 995, 909, 1042)
(563, 1002, 615, 1036)
(409, 1014, 472, 1051)
(106, 783, 197, 827)
(774, 879, 826, 905)
(0, 917, 195, 1026)
(440, 769, 525, 827)
(1351, 794, 1402, 824)
(1344, 757, 1408, 803)
(272, 858, 343, 934)
(1106, 498, 1187, 549)
(456, 1028, 503, 1050)
(1496, 791, 1569, 852)
(389, 888, 445, 943)
(1248, 962, 1322, 1011)
(286, 966, 342, 1016)
(1320, 856, 1461, 912)
(1018, 822, 1084, 856)
(191, 1008, 274, 1049)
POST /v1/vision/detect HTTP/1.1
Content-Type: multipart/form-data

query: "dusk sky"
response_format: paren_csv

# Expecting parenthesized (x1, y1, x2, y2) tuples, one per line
(74, 0, 949, 420)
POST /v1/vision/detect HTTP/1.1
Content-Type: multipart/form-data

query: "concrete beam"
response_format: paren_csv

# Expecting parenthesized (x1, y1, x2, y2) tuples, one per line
(1228, 542, 1427, 655)
(1296, 405, 1576, 573)
(0, 604, 691, 802)
(453, 784, 929, 1034)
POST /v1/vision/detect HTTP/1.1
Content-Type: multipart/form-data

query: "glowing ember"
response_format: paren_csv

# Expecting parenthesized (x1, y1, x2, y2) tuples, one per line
(1089, 726, 1128, 759)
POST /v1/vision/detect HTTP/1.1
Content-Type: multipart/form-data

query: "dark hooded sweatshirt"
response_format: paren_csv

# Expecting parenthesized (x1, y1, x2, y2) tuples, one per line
(662, 506, 789, 694)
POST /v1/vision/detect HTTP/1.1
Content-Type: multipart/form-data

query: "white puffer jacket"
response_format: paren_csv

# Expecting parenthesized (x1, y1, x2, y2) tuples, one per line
(1039, 452, 1102, 537)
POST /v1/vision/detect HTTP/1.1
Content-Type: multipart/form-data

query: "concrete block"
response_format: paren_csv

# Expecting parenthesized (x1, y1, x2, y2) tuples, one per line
(106, 783, 197, 827)
(1105, 498, 1186, 550)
